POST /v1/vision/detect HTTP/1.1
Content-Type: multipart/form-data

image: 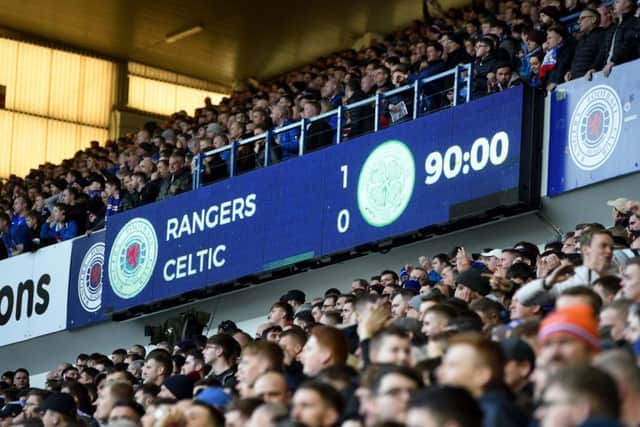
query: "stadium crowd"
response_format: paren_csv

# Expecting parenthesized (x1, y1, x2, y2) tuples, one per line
(1, 0, 640, 258)
(1, 0, 640, 426)
(1, 198, 640, 427)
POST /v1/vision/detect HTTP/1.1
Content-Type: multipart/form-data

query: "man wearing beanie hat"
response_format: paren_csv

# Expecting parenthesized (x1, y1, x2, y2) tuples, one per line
(501, 337, 536, 414)
(539, 6, 561, 27)
(454, 267, 492, 304)
(537, 304, 600, 372)
(159, 375, 194, 400)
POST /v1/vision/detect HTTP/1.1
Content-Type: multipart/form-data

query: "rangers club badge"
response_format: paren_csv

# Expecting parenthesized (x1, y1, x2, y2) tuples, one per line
(78, 242, 105, 312)
(568, 84, 622, 171)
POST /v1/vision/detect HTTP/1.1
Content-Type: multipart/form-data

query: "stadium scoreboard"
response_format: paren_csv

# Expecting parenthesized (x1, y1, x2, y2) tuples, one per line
(104, 86, 540, 312)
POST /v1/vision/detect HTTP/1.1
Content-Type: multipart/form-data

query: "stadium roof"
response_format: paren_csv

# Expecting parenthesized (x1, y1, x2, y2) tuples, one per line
(0, 0, 423, 91)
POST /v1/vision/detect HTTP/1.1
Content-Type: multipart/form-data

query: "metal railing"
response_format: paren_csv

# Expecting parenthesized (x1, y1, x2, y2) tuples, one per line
(192, 63, 473, 189)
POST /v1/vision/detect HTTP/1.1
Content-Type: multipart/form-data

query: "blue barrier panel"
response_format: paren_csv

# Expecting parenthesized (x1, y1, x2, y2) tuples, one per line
(548, 60, 640, 196)
(67, 230, 109, 329)
(104, 87, 527, 312)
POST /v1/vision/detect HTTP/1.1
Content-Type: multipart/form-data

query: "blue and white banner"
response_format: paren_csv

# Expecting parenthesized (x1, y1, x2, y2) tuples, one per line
(0, 241, 71, 346)
(547, 59, 640, 196)
(66, 230, 108, 330)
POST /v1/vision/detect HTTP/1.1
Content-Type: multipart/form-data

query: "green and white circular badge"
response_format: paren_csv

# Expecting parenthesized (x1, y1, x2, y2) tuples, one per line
(108, 217, 158, 299)
(357, 140, 415, 227)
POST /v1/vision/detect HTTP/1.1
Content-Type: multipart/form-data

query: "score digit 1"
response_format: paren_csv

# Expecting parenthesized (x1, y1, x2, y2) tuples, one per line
(337, 165, 350, 233)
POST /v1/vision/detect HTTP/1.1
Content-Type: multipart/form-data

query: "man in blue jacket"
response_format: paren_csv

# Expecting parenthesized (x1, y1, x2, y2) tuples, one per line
(40, 203, 78, 244)
(270, 105, 300, 161)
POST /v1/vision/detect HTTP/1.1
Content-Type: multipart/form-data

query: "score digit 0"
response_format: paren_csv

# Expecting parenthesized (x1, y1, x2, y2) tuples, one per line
(338, 165, 350, 233)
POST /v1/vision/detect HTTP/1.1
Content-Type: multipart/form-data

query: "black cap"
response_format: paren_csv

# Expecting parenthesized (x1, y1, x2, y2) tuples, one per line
(217, 320, 238, 334)
(37, 393, 77, 418)
(455, 267, 491, 296)
(282, 289, 306, 304)
(500, 336, 536, 368)
(162, 375, 194, 400)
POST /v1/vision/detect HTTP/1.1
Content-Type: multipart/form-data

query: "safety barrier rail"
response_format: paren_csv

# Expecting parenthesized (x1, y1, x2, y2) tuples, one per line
(192, 63, 473, 189)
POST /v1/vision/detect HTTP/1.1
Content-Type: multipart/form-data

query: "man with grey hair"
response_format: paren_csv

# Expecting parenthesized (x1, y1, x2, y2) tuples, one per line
(206, 122, 224, 139)
(127, 360, 144, 380)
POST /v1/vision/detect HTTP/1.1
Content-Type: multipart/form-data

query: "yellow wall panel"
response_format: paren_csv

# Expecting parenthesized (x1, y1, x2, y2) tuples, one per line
(79, 126, 108, 150)
(146, 79, 177, 115)
(0, 38, 116, 178)
(10, 113, 47, 178)
(49, 50, 81, 122)
(128, 75, 226, 117)
(80, 58, 116, 127)
(14, 43, 51, 116)
(45, 119, 78, 165)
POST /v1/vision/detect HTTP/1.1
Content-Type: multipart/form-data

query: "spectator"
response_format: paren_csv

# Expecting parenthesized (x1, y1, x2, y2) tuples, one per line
(589, 0, 639, 78)
(539, 6, 563, 29)
(104, 177, 129, 219)
(500, 336, 536, 414)
(343, 78, 374, 139)
(621, 257, 640, 301)
(369, 326, 412, 367)
(10, 195, 30, 256)
(301, 101, 333, 153)
(39, 393, 78, 427)
(270, 105, 300, 161)
(488, 61, 523, 92)
(181, 351, 205, 381)
(540, 25, 575, 91)
(0, 212, 15, 257)
(236, 340, 284, 398)
(290, 381, 342, 427)
(61, 188, 87, 235)
(520, 30, 545, 81)
(252, 372, 290, 405)
(598, 5, 615, 28)
(94, 381, 134, 425)
(360, 365, 422, 426)
(594, 349, 640, 427)
(407, 386, 483, 427)
(13, 368, 30, 391)
(438, 333, 528, 427)
(566, 8, 605, 80)
(157, 152, 191, 200)
(142, 350, 172, 386)
(474, 37, 499, 96)
(443, 32, 473, 69)
(599, 300, 630, 342)
(535, 365, 620, 427)
(129, 172, 155, 208)
(299, 325, 348, 377)
(537, 304, 600, 373)
(516, 229, 615, 305)
(203, 334, 239, 389)
(40, 203, 78, 244)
